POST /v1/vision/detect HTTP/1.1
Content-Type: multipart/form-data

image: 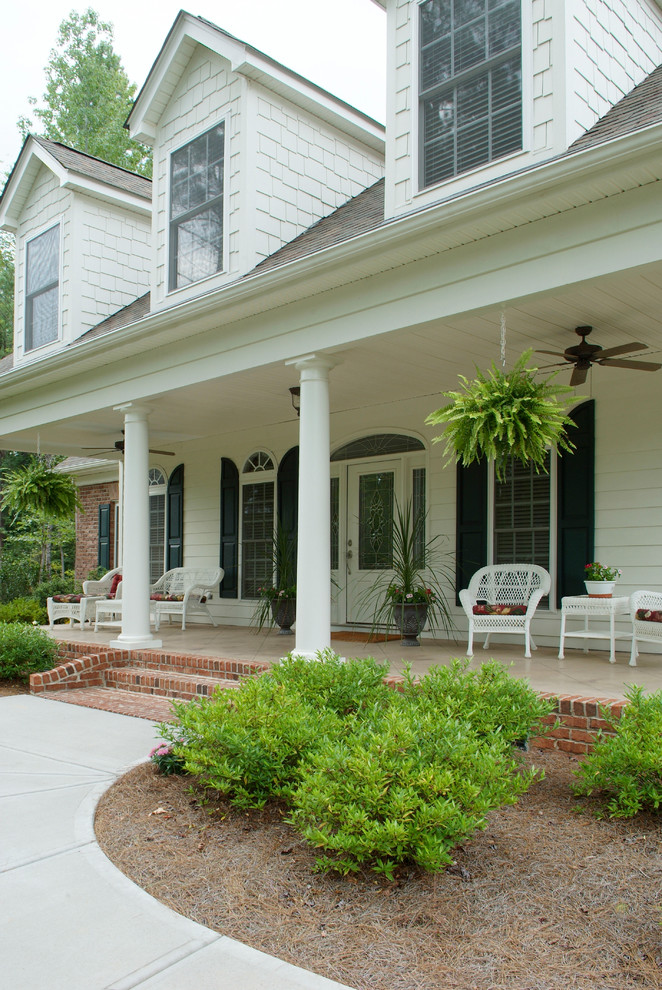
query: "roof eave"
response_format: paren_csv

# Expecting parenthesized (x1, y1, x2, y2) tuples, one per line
(2, 121, 660, 390)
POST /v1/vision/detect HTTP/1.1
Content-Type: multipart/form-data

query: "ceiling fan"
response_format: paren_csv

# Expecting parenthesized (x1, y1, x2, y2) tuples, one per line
(537, 325, 662, 386)
(82, 436, 175, 457)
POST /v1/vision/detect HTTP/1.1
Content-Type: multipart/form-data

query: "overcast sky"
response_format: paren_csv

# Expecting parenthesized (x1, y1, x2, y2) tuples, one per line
(0, 0, 386, 174)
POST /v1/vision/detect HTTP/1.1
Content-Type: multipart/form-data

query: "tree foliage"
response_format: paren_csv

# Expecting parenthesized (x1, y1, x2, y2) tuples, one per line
(19, 8, 151, 176)
(0, 230, 14, 359)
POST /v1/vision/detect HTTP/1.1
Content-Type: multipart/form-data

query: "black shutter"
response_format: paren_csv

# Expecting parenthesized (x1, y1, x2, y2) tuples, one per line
(166, 464, 184, 569)
(98, 503, 111, 570)
(455, 459, 488, 602)
(557, 400, 595, 604)
(277, 446, 299, 583)
(220, 458, 239, 598)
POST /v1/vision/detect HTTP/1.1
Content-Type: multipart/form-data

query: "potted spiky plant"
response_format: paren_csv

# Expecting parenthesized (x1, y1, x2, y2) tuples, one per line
(252, 525, 297, 634)
(360, 499, 454, 646)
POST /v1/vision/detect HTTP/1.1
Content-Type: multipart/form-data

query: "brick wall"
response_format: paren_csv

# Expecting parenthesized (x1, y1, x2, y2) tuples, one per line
(75, 481, 119, 581)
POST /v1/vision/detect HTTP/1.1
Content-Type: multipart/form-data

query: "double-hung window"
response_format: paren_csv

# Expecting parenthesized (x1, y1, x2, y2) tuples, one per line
(25, 224, 60, 351)
(419, 0, 522, 189)
(169, 122, 225, 290)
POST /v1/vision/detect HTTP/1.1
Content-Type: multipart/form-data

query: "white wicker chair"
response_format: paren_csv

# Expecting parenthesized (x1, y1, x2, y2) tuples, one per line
(629, 590, 662, 667)
(150, 567, 223, 631)
(459, 564, 551, 659)
(82, 567, 122, 597)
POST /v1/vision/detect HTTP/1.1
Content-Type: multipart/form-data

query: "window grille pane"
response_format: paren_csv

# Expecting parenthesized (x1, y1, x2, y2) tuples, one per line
(149, 493, 165, 584)
(413, 468, 426, 567)
(170, 123, 225, 289)
(29, 288, 59, 349)
(494, 455, 550, 573)
(26, 225, 59, 295)
(242, 481, 274, 598)
(330, 477, 339, 571)
(331, 434, 424, 461)
(419, 0, 521, 186)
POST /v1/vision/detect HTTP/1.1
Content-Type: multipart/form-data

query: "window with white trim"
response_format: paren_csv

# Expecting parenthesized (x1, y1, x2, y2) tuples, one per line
(419, 0, 522, 188)
(169, 122, 225, 290)
(241, 453, 275, 598)
(25, 224, 60, 350)
(149, 468, 167, 584)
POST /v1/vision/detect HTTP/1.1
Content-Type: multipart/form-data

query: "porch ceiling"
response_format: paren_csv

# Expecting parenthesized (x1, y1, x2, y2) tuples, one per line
(3, 259, 662, 457)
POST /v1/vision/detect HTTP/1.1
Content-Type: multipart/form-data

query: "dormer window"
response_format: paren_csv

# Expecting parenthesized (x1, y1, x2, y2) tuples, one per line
(169, 122, 225, 290)
(419, 0, 522, 189)
(25, 224, 60, 351)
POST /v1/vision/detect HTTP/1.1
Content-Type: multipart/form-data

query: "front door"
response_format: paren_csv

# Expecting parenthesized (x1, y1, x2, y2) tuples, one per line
(345, 461, 402, 623)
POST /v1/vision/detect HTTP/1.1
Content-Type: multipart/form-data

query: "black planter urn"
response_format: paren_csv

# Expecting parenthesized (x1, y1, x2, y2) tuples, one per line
(393, 603, 429, 647)
(271, 597, 296, 635)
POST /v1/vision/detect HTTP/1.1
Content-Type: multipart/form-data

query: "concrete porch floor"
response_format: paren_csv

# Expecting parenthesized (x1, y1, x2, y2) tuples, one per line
(45, 622, 662, 701)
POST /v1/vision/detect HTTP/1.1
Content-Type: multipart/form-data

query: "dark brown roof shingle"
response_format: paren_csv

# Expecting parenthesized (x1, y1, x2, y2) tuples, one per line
(76, 292, 151, 344)
(33, 137, 152, 200)
(569, 63, 662, 153)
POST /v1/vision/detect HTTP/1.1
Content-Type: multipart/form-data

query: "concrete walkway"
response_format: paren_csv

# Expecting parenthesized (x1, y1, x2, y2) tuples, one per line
(0, 694, 351, 990)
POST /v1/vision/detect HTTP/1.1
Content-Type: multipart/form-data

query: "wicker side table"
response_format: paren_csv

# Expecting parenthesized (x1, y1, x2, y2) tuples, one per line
(558, 595, 631, 664)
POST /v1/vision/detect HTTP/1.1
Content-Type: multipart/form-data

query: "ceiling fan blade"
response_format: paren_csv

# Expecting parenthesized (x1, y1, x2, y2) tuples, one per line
(598, 358, 662, 372)
(149, 448, 175, 456)
(570, 365, 588, 386)
(535, 350, 567, 359)
(596, 342, 648, 359)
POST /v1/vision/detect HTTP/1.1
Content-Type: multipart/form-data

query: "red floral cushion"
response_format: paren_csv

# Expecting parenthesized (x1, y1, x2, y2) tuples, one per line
(635, 608, 662, 623)
(108, 573, 122, 599)
(52, 594, 84, 604)
(472, 603, 527, 616)
(150, 593, 185, 602)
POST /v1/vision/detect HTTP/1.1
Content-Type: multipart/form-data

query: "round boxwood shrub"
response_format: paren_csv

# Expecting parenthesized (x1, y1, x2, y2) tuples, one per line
(0, 598, 47, 625)
(0, 623, 59, 681)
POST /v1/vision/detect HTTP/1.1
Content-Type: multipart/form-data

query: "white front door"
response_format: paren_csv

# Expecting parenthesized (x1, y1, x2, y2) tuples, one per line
(345, 460, 403, 624)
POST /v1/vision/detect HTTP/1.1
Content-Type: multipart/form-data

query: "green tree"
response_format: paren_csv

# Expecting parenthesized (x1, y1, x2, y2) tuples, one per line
(19, 8, 151, 177)
(0, 229, 14, 359)
(1, 457, 82, 581)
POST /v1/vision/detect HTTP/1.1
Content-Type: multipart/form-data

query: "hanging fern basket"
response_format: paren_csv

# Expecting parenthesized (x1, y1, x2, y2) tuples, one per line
(426, 350, 578, 481)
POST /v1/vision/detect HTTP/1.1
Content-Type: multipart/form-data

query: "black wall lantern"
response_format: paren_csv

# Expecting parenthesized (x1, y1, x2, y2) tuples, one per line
(289, 386, 301, 417)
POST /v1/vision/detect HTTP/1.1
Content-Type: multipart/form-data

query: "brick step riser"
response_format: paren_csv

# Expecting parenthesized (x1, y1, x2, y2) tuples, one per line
(104, 667, 238, 702)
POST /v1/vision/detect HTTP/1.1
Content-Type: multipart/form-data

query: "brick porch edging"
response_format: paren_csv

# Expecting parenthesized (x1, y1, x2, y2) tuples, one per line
(31, 644, 625, 754)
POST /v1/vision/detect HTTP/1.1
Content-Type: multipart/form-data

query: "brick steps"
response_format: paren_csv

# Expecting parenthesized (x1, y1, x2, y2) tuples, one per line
(104, 665, 239, 701)
(31, 642, 269, 721)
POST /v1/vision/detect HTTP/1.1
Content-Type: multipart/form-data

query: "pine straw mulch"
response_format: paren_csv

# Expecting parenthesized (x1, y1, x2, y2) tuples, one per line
(0, 679, 29, 697)
(95, 749, 662, 990)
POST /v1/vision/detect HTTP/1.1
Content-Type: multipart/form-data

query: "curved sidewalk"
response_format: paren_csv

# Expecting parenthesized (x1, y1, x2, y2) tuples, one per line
(0, 695, 351, 990)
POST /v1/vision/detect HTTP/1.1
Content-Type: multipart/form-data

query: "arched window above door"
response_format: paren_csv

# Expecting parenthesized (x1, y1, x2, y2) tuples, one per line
(331, 434, 425, 462)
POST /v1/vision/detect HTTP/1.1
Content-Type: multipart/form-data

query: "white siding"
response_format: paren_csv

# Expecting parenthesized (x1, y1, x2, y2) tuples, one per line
(73, 198, 151, 339)
(251, 86, 383, 264)
(13, 167, 72, 364)
(567, 0, 662, 144)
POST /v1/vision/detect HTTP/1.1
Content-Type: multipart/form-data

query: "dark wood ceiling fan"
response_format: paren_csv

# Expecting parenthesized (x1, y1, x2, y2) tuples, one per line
(537, 325, 662, 386)
(81, 436, 175, 456)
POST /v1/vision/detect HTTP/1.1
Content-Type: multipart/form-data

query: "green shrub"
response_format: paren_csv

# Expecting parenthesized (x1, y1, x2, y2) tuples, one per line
(31, 576, 79, 609)
(0, 623, 59, 681)
(0, 598, 47, 625)
(269, 650, 391, 716)
(86, 565, 107, 582)
(288, 704, 540, 878)
(163, 676, 340, 809)
(158, 654, 546, 875)
(408, 659, 555, 745)
(572, 686, 662, 818)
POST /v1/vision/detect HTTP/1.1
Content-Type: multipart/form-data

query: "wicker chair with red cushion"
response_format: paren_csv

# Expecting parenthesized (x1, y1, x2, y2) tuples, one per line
(630, 590, 662, 666)
(459, 564, 551, 659)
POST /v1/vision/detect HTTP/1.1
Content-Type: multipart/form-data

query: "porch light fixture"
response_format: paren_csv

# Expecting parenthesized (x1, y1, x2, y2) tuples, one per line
(289, 386, 301, 416)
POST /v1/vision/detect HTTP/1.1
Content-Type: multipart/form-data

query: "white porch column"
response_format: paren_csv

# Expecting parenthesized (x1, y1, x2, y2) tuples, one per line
(290, 355, 336, 658)
(110, 404, 161, 649)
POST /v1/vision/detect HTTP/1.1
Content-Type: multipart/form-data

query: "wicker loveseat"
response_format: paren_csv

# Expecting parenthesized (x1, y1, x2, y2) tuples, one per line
(150, 567, 224, 631)
(459, 564, 551, 659)
(630, 589, 662, 666)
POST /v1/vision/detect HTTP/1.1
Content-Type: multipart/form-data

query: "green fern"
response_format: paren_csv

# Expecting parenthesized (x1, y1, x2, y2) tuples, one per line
(426, 350, 578, 480)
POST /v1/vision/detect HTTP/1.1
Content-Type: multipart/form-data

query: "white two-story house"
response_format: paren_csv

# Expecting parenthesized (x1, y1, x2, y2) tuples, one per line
(1, 1, 662, 656)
